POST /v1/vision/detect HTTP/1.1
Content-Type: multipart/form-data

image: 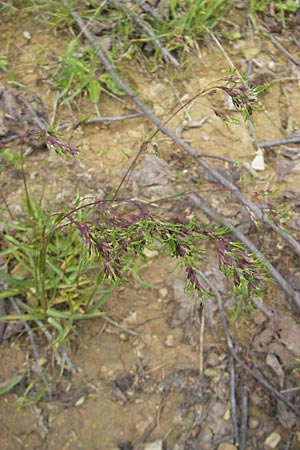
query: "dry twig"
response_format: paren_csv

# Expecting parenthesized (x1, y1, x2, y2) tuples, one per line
(284, 432, 295, 450)
(198, 305, 205, 377)
(268, 34, 299, 66)
(58, 113, 145, 130)
(239, 383, 248, 450)
(229, 355, 239, 445)
(102, 315, 140, 336)
(251, 296, 274, 319)
(257, 135, 300, 148)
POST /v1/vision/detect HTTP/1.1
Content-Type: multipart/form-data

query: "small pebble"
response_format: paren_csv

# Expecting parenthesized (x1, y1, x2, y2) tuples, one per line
(165, 334, 175, 347)
(144, 249, 159, 258)
(248, 415, 260, 429)
(23, 30, 31, 40)
(123, 312, 137, 324)
(144, 440, 163, 450)
(119, 332, 128, 341)
(75, 396, 85, 407)
(217, 443, 237, 450)
(264, 431, 282, 449)
(158, 287, 168, 298)
(206, 352, 219, 367)
(223, 409, 231, 421)
(204, 368, 219, 377)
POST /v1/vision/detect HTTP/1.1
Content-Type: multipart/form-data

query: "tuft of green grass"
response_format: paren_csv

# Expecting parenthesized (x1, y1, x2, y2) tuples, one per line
(249, 0, 300, 27)
(51, 38, 125, 110)
(0, 151, 114, 353)
(85, 0, 229, 69)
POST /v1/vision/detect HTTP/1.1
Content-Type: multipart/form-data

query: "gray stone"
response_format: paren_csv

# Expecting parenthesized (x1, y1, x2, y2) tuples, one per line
(217, 443, 237, 450)
(206, 352, 219, 367)
(248, 415, 260, 429)
(144, 440, 163, 450)
(264, 431, 282, 449)
(128, 154, 173, 187)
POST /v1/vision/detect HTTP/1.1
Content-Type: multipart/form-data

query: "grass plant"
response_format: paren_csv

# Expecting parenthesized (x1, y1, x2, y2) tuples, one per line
(52, 38, 125, 111)
(249, 0, 300, 27)
(0, 71, 271, 402)
(250, 0, 300, 15)
(0, 1, 276, 403)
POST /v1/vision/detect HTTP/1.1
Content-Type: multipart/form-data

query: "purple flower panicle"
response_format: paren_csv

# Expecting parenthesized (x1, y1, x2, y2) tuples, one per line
(29, 130, 79, 157)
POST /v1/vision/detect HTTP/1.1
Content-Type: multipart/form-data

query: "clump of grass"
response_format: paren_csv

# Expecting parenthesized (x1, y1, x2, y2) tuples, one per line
(82, 0, 228, 69)
(148, 0, 228, 51)
(250, 0, 300, 15)
(52, 38, 125, 112)
(249, 0, 300, 27)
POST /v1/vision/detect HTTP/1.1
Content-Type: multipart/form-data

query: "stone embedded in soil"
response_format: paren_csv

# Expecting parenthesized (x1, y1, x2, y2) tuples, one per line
(164, 334, 175, 347)
(217, 442, 237, 450)
(172, 278, 197, 308)
(123, 154, 174, 188)
(266, 352, 285, 387)
(204, 368, 220, 377)
(206, 352, 219, 367)
(143, 248, 159, 258)
(248, 415, 260, 429)
(197, 401, 233, 450)
(223, 409, 231, 421)
(122, 312, 137, 324)
(143, 440, 163, 450)
(264, 431, 282, 449)
(158, 287, 168, 298)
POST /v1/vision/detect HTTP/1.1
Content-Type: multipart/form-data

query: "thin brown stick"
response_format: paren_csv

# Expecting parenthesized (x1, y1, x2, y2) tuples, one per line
(198, 305, 205, 377)
(113, 140, 147, 200)
(68, 9, 300, 258)
(102, 315, 140, 336)
(239, 383, 248, 450)
(193, 397, 217, 428)
(213, 434, 236, 446)
(257, 135, 300, 148)
(18, 97, 48, 130)
(229, 355, 239, 445)
(58, 113, 145, 130)
(0, 190, 15, 220)
(269, 34, 299, 66)
(251, 296, 274, 319)
(284, 432, 294, 450)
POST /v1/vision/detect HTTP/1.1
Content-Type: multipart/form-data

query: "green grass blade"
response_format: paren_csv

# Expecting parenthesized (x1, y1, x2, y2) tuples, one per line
(0, 373, 26, 395)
